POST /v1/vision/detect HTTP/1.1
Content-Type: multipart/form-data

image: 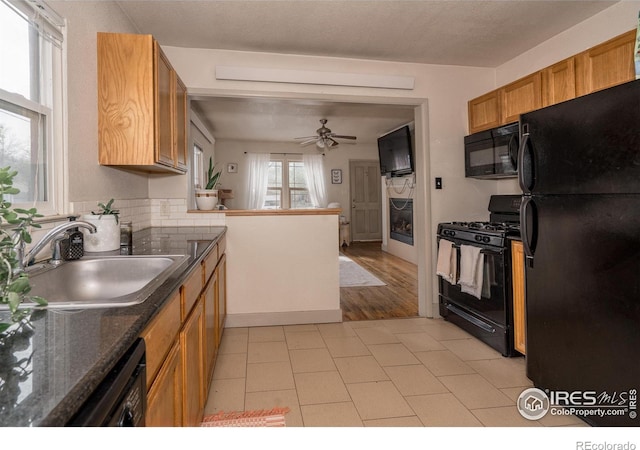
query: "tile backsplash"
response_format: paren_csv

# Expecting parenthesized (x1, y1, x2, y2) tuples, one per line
(22, 198, 225, 262)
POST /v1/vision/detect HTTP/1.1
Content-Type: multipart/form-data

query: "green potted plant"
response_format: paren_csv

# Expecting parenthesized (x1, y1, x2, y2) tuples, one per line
(82, 199, 121, 252)
(0, 167, 46, 333)
(195, 157, 221, 210)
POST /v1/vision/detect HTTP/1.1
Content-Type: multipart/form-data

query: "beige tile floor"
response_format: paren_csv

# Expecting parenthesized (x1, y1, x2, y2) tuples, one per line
(204, 317, 586, 427)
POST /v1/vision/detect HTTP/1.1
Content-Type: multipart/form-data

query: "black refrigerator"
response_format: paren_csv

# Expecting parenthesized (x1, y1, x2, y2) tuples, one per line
(519, 79, 640, 427)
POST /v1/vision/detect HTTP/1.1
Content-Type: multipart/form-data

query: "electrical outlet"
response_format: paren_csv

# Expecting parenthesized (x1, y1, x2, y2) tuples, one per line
(160, 201, 170, 216)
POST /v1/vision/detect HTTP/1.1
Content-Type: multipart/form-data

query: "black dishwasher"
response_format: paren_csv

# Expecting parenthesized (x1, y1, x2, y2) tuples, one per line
(67, 338, 146, 426)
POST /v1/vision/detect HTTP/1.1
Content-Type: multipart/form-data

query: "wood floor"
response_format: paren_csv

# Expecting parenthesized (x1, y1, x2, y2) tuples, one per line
(340, 242, 418, 321)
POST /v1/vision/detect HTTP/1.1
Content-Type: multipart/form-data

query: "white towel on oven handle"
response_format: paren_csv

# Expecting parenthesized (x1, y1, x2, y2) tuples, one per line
(436, 239, 457, 285)
(458, 244, 484, 299)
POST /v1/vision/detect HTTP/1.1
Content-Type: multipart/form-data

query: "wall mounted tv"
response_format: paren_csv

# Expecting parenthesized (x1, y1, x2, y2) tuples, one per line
(377, 125, 414, 177)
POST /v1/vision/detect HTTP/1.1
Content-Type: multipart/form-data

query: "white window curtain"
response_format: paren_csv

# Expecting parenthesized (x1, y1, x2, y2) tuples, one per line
(246, 152, 271, 209)
(302, 153, 327, 208)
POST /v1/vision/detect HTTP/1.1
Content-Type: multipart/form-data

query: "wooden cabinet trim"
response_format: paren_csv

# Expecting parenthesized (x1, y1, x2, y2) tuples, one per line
(511, 240, 526, 355)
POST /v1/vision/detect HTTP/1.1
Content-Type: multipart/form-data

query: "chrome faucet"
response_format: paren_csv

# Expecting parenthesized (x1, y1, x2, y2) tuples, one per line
(15, 221, 97, 272)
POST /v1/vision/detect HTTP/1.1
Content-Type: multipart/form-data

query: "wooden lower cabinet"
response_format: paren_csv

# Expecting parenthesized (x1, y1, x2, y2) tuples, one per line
(141, 236, 227, 427)
(511, 240, 526, 355)
(146, 342, 183, 427)
(203, 271, 218, 387)
(215, 254, 227, 348)
(181, 298, 205, 427)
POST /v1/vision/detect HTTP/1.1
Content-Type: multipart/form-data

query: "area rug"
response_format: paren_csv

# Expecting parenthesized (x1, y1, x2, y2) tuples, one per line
(339, 254, 386, 287)
(201, 407, 290, 427)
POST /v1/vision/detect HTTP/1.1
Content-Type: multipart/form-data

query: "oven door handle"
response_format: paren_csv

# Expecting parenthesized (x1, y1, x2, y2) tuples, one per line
(446, 304, 496, 333)
(451, 244, 503, 256)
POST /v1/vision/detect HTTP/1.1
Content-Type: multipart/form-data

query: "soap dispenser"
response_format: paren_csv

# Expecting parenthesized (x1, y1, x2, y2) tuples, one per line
(65, 216, 85, 260)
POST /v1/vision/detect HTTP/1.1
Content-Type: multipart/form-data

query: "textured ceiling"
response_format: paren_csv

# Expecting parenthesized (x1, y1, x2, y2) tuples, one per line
(115, 0, 619, 143)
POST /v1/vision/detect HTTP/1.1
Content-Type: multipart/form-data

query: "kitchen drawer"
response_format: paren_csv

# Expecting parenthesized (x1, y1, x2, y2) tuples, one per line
(181, 266, 203, 321)
(140, 291, 181, 387)
(203, 243, 219, 283)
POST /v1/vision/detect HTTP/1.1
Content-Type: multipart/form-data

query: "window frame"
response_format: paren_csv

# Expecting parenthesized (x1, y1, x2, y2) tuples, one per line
(264, 155, 311, 210)
(0, 0, 66, 217)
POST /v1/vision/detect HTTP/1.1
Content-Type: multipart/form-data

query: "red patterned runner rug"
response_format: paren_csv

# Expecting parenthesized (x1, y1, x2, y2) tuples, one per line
(201, 407, 290, 427)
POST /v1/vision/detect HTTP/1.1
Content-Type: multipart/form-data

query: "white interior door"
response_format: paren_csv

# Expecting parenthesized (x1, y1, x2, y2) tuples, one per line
(350, 160, 382, 242)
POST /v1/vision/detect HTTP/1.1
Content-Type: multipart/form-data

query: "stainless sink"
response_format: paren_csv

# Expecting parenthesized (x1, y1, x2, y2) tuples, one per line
(17, 255, 189, 309)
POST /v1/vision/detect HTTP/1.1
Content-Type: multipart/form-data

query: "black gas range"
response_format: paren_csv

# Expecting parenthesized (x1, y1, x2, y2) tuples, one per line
(437, 195, 521, 357)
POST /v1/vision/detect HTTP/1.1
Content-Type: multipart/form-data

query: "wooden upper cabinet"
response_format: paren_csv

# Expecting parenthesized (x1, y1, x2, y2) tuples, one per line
(175, 77, 188, 171)
(97, 32, 187, 173)
(542, 57, 576, 107)
(468, 30, 635, 129)
(575, 30, 636, 97)
(500, 72, 542, 124)
(156, 45, 175, 168)
(468, 89, 501, 134)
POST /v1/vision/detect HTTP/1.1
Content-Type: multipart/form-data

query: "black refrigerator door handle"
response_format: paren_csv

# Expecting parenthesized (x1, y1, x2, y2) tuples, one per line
(520, 196, 537, 267)
(518, 125, 533, 193)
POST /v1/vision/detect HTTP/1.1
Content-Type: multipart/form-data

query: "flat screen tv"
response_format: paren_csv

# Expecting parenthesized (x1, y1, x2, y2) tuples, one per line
(377, 125, 414, 177)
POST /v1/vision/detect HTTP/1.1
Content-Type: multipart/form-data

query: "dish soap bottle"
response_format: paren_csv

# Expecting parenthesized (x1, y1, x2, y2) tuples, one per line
(66, 216, 84, 260)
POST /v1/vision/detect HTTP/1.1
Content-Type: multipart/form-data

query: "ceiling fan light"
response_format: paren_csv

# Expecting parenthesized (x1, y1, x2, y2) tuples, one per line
(316, 139, 325, 149)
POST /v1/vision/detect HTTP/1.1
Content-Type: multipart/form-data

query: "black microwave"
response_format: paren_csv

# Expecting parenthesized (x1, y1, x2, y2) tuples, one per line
(464, 122, 519, 179)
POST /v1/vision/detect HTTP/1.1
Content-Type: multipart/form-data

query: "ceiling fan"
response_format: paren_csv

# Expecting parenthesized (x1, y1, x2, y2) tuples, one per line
(294, 118, 357, 149)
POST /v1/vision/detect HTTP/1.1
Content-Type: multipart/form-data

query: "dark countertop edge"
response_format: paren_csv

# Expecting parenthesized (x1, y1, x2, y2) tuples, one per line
(38, 227, 226, 426)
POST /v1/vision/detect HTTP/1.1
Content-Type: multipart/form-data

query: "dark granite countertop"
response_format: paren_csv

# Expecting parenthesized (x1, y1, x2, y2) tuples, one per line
(0, 226, 226, 427)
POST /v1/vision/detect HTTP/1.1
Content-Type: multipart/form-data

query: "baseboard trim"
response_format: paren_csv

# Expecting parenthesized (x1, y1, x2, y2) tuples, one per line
(225, 309, 343, 328)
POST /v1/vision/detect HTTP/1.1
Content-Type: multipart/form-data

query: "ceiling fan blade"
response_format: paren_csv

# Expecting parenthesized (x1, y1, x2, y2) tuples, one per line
(298, 138, 318, 146)
(330, 134, 357, 140)
(327, 138, 339, 148)
(294, 135, 319, 140)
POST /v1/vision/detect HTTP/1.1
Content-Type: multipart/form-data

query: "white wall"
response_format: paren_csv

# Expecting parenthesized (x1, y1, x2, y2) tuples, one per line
(163, 45, 498, 316)
(497, 2, 640, 85)
(48, 1, 150, 202)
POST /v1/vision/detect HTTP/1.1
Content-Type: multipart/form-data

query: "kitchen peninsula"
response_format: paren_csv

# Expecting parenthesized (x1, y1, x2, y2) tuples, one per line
(191, 208, 342, 327)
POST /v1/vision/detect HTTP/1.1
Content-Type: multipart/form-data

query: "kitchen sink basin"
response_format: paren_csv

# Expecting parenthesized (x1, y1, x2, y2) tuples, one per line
(17, 255, 189, 309)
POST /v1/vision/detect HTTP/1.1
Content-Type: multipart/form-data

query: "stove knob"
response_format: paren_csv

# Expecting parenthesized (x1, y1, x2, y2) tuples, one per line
(483, 236, 490, 243)
(475, 235, 482, 242)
